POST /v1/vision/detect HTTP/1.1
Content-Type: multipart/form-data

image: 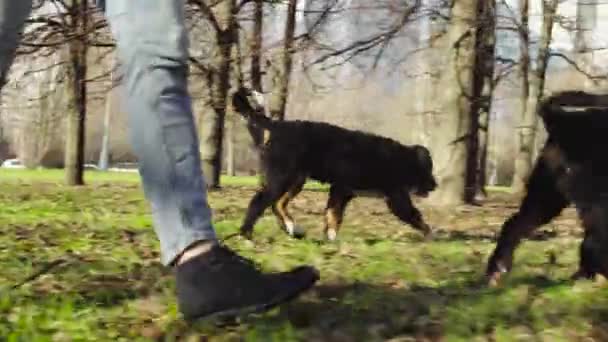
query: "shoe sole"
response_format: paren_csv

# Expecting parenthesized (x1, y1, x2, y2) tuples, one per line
(183, 271, 320, 323)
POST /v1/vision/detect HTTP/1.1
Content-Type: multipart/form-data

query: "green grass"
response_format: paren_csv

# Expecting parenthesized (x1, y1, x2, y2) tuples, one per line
(1, 169, 607, 341)
(0, 169, 329, 191)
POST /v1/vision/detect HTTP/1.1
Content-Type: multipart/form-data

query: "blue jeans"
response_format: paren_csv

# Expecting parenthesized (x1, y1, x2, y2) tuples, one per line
(0, 0, 217, 265)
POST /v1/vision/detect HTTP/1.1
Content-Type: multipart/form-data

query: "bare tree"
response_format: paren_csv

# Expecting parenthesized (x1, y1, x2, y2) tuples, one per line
(574, 0, 597, 91)
(511, 0, 558, 193)
(268, 0, 297, 120)
(16, 62, 65, 167)
(63, 0, 90, 185)
(428, 0, 481, 206)
(191, 0, 238, 189)
(98, 56, 116, 171)
(0, 97, 6, 161)
(469, 0, 497, 201)
(17, 0, 111, 184)
(250, 0, 264, 92)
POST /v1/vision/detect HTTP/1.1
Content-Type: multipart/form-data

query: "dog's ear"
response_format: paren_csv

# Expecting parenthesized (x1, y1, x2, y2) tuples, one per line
(413, 145, 432, 168)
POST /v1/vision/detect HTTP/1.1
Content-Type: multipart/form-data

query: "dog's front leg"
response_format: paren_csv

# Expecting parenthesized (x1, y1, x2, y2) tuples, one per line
(385, 190, 432, 238)
(271, 177, 306, 238)
(324, 186, 354, 241)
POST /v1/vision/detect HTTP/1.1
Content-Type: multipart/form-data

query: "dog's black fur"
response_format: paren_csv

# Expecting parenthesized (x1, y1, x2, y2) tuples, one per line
(231, 87, 437, 240)
(486, 90, 608, 285)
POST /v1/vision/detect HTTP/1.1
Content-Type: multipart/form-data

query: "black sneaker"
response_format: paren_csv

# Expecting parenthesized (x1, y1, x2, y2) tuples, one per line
(175, 244, 320, 321)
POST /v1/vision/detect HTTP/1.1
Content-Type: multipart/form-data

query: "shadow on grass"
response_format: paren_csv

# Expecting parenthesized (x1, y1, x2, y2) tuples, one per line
(6, 258, 171, 309)
(160, 274, 585, 341)
(427, 227, 566, 243)
(5, 254, 601, 341)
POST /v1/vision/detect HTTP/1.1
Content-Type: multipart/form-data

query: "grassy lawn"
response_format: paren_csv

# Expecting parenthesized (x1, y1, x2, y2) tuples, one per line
(1, 169, 607, 341)
(0, 169, 328, 191)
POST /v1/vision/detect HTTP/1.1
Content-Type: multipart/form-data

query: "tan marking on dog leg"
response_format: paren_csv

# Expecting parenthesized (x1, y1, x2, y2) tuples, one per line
(272, 192, 290, 231)
(324, 187, 354, 241)
(352, 190, 382, 198)
(273, 178, 306, 236)
(263, 129, 271, 145)
(324, 206, 342, 241)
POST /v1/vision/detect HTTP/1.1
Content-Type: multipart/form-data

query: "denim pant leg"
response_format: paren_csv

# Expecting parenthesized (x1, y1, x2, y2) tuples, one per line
(0, 1, 33, 87)
(104, 0, 217, 266)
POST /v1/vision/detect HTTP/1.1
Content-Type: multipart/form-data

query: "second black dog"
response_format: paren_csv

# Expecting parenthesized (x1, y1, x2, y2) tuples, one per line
(486, 90, 608, 285)
(231, 87, 437, 241)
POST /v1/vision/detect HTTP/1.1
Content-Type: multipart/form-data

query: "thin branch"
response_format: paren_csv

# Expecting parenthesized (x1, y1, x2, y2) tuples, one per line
(550, 51, 608, 83)
(12, 259, 68, 289)
(304, 0, 421, 69)
(22, 61, 66, 77)
(189, 0, 222, 33)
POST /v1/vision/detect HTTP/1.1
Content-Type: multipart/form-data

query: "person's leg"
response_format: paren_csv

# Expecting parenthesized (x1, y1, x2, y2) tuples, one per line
(0, 2, 33, 88)
(104, 0, 215, 266)
(103, 0, 318, 320)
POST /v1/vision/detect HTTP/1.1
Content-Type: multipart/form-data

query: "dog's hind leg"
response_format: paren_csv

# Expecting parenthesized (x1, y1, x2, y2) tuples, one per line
(324, 186, 355, 241)
(570, 200, 608, 281)
(239, 173, 297, 239)
(272, 176, 306, 238)
(385, 190, 432, 238)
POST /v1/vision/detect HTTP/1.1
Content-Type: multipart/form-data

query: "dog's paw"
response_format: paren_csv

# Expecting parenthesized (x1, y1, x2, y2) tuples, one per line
(486, 272, 503, 288)
(239, 228, 254, 241)
(325, 228, 338, 242)
(285, 222, 306, 239)
(486, 262, 510, 287)
(570, 269, 596, 281)
(420, 230, 433, 241)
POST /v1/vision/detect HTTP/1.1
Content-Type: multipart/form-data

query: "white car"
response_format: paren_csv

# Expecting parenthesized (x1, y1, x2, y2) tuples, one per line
(1, 158, 25, 169)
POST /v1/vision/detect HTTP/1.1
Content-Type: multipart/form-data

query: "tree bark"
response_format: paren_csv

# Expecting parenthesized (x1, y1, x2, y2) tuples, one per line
(98, 58, 115, 171)
(64, 0, 88, 186)
(511, 0, 557, 193)
(428, 0, 481, 206)
(575, 0, 597, 91)
(0, 96, 5, 162)
(199, 0, 237, 189)
(268, 0, 297, 120)
(251, 0, 263, 92)
(469, 0, 497, 202)
(226, 118, 235, 176)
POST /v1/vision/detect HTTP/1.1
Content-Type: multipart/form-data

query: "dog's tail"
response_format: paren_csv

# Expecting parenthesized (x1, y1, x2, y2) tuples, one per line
(231, 87, 274, 147)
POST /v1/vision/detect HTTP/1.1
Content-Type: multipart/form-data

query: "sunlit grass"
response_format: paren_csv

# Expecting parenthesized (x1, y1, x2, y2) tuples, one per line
(0, 169, 605, 340)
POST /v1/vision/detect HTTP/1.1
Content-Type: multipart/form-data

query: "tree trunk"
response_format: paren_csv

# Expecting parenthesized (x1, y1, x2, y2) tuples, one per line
(64, 0, 88, 186)
(469, 0, 497, 202)
(248, 0, 265, 184)
(98, 58, 115, 171)
(575, 0, 597, 91)
(199, 0, 236, 189)
(251, 0, 263, 92)
(0, 96, 5, 162)
(428, 0, 481, 206)
(268, 0, 297, 120)
(511, 0, 557, 193)
(226, 118, 235, 176)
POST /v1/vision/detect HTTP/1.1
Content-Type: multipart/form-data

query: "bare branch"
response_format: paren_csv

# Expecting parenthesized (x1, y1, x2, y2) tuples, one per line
(189, 0, 222, 33)
(304, 0, 421, 70)
(550, 51, 608, 83)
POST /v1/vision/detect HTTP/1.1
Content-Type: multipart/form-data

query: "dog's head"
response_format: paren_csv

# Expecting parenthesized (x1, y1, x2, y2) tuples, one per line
(411, 145, 437, 197)
(231, 86, 267, 114)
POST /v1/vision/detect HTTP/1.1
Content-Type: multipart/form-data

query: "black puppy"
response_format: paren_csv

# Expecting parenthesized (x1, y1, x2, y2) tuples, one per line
(231, 87, 437, 241)
(486, 90, 608, 285)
